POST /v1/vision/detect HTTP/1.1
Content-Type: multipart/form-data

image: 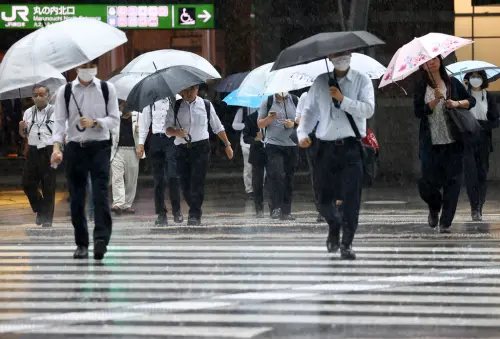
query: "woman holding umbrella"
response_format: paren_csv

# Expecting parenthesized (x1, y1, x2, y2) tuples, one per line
(414, 55, 476, 233)
(463, 70, 499, 221)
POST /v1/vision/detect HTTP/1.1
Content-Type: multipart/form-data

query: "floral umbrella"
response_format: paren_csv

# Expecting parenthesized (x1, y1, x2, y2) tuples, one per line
(379, 33, 473, 88)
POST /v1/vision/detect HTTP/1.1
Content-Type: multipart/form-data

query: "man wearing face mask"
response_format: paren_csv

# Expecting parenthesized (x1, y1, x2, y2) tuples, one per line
(166, 85, 233, 226)
(19, 85, 56, 228)
(51, 58, 120, 260)
(257, 91, 299, 220)
(297, 52, 375, 260)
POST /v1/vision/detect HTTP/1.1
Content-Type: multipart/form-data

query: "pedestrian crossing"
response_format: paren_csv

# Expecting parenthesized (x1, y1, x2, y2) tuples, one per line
(0, 240, 499, 338)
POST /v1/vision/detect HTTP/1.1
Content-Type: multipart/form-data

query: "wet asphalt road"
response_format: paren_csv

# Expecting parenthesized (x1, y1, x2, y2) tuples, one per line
(1, 184, 500, 338)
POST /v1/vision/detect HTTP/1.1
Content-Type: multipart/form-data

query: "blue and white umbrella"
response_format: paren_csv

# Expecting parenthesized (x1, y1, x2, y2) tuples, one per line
(223, 89, 264, 108)
(447, 60, 500, 83)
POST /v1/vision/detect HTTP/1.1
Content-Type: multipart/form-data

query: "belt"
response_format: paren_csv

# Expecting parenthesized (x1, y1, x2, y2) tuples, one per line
(153, 133, 169, 138)
(320, 137, 357, 146)
(179, 139, 209, 148)
(69, 140, 110, 148)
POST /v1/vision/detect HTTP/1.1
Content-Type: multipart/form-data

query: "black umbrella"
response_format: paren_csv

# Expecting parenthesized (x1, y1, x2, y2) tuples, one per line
(215, 71, 250, 93)
(125, 65, 216, 112)
(271, 31, 385, 71)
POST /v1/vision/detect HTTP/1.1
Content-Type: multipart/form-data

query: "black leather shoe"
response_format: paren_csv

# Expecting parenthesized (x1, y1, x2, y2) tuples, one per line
(471, 210, 482, 222)
(281, 214, 295, 221)
(428, 210, 439, 228)
(174, 213, 184, 223)
(316, 214, 325, 223)
(326, 236, 340, 253)
(155, 214, 168, 226)
(256, 210, 264, 218)
(340, 244, 356, 260)
(439, 225, 451, 234)
(73, 246, 88, 259)
(35, 213, 43, 226)
(42, 222, 52, 228)
(187, 217, 201, 226)
(271, 209, 281, 220)
(93, 240, 107, 260)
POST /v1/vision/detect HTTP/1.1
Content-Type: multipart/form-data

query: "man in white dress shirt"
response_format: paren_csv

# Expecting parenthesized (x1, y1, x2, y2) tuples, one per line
(297, 52, 375, 260)
(166, 85, 233, 225)
(232, 106, 255, 198)
(19, 85, 56, 228)
(137, 98, 183, 226)
(51, 58, 120, 260)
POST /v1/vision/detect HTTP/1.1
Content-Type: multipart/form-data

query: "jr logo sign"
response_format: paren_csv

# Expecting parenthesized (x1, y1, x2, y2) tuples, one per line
(1, 5, 29, 22)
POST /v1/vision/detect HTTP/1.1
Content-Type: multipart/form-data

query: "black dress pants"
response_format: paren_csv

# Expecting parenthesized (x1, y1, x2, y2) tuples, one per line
(177, 140, 210, 219)
(22, 145, 56, 223)
(265, 144, 298, 215)
(419, 142, 463, 227)
(65, 141, 112, 247)
(464, 133, 490, 213)
(315, 139, 363, 246)
(150, 134, 181, 216)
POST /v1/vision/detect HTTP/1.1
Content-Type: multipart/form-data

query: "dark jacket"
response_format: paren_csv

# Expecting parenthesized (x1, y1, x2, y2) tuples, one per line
(242, 111, 266, 166)
(414, 76, 476, 156)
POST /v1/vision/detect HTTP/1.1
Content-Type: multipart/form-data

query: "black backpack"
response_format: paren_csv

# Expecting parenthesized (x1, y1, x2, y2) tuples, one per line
(265, 94, 298, 117)
(173, 98, 212, 132)
(64, 80, 109, 117)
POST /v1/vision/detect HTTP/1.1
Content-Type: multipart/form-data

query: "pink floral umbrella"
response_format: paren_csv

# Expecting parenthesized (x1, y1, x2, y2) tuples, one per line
(379, 33, 473, 89)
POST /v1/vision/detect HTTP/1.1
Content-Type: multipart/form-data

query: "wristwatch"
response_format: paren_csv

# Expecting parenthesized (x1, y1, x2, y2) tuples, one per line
(92, 120, 98, 128)
(224, 142, 231, 148)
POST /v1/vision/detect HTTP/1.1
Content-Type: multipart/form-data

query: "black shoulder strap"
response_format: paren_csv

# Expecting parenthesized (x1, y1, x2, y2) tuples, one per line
(100, 80, 109, 116)
(291, 94, 299, 107)
(173, 99, 182, 127)
(344, 112, 362, 140)
(242, 107, 248, 120)
(203, 99, 212, 132)
(27, 106, 36, 135)
(266, 96, 273, 115)
(64, 83, 72, 117)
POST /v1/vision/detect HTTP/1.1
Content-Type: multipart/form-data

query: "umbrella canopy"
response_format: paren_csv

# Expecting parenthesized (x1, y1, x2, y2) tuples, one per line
(271, 31, 385, 71)
(126, 65, 216, 112)
(223, 89, 264, 108)
(121, 49, 221, 78)
(1, 17, 127, 74)
(215, 71, 250, 93)
(0, 55, 66, 99)
(379, 33, 473, 88)
(446, 60, 500, 83)
(350, 53, 387, 80)
(109, 73, 149, 101)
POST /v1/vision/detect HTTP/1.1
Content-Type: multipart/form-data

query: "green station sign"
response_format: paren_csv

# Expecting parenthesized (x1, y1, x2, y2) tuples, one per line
(0, 4, 215, 29)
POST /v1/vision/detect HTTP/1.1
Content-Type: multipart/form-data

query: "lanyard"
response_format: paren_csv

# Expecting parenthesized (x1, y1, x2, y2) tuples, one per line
(31, 107, 48, 140)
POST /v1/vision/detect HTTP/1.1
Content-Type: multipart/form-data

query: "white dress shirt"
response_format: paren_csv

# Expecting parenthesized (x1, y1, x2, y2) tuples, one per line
(232, 107, 256, 148)
(52, 77, 120, 144)
(470, 89, 488, 121)
(138, 98, 172, 145)
(23, 104, 54, 148)
(294, 92, 308, 121)
(165, 97, 225, 146)
(297, 69, 375, 142)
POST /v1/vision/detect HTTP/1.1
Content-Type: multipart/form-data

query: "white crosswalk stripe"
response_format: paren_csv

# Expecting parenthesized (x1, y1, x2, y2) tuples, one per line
(0, 241, 499, 338)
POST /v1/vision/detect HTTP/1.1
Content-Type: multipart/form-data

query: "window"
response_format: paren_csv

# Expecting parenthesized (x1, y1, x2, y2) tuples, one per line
(454, 17, 472, 36)
(455, 0, 500, 13)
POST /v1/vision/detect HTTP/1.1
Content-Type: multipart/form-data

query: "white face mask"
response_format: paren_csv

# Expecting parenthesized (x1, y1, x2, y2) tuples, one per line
(280, 91, 289, 97)
(77, 68, 97, 82)
(330, 55, 351, 72)
(469, 77, 483, 89)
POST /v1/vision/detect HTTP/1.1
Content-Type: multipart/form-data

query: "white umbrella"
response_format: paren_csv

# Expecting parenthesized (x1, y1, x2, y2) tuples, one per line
(121, 49, 221, 78)
(0, 55, 66, 99)
(1, 17, 127, 73)
(109, 73, 149, 101)
(446, 60, 500, 83)
(239, 53, 385, 97)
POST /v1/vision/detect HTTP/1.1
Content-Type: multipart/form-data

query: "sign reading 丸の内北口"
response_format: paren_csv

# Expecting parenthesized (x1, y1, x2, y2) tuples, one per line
(0, 4, 215, 29)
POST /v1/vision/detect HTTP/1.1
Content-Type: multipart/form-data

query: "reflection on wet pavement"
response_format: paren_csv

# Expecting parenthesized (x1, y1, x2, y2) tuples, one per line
(0, 186, 500, 338)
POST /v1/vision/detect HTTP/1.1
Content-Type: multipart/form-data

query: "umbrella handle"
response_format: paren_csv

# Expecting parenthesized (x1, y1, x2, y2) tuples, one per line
(76, 124, 86, 132)
(184, 133, 192, 144)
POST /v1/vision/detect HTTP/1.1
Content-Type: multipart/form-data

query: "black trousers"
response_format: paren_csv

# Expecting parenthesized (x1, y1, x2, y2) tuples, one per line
(464, 133, 490, 212)
(315, 139, 363, 246)
(252, 163, 266, 212)
(65, 141, 112, 247)
(419, 142, 463, 227)
(22, 145, 56, 223)
(265, 144, 298, 215)
(150, 134, 181, 216)
(305, 135, 320, 211)
(177, 139, 210, 219)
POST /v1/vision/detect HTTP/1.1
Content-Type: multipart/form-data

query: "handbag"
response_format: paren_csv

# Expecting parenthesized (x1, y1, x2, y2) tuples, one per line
(344, 112, 377, 187)
(444, 107, 483, 142)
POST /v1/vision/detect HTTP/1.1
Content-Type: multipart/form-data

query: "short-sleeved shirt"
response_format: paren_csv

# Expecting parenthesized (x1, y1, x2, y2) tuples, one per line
(257, 95, 297, 147)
